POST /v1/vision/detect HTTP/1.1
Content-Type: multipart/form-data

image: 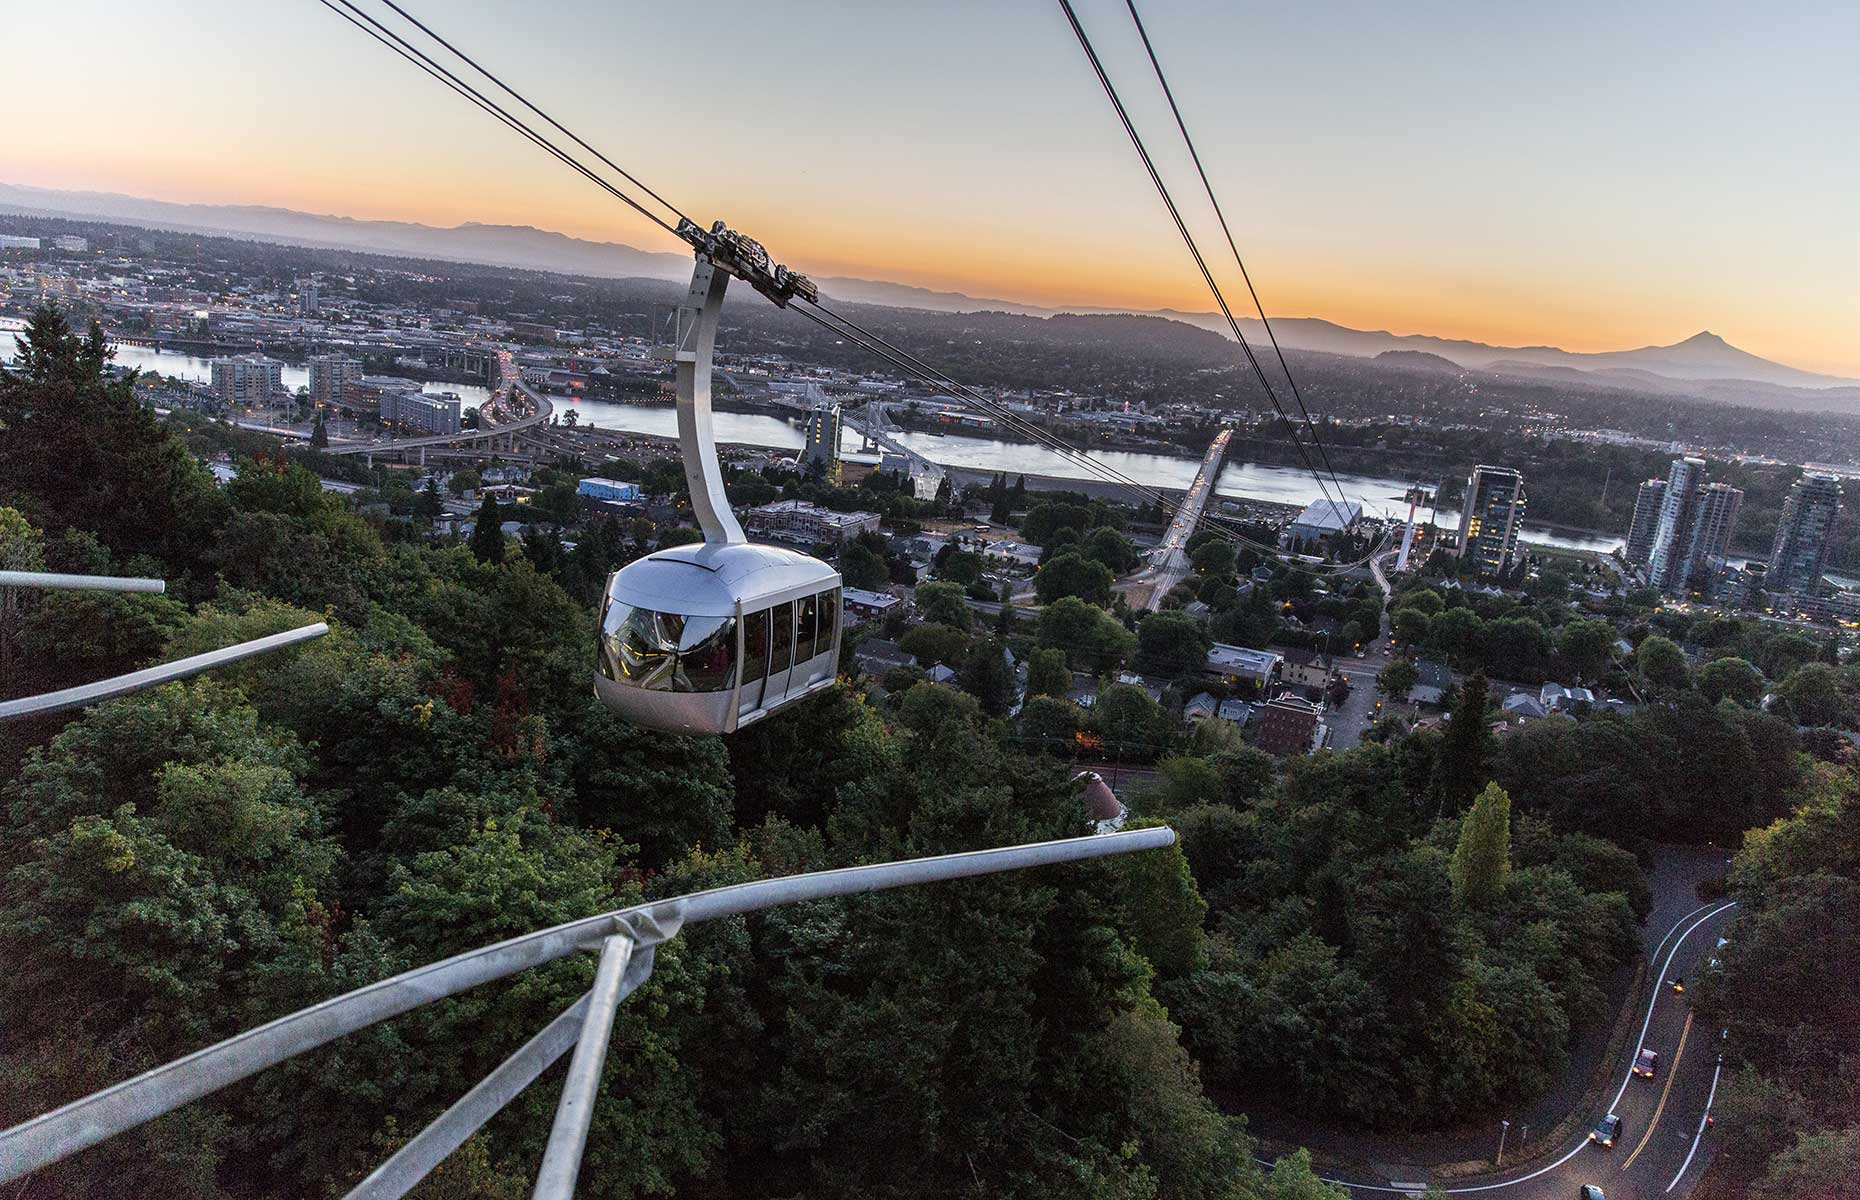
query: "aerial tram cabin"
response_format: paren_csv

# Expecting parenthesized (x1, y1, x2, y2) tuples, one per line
(594, 223, 841, 735)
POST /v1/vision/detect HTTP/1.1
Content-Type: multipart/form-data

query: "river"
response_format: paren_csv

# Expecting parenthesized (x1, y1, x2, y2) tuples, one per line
(0, 327, 491, 409)
(1, 329, 1620, 555)
(546, 394, 1625, 554)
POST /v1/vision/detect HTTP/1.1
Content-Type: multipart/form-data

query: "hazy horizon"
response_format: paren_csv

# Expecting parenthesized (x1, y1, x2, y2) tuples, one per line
(7, 0, 1859, 374)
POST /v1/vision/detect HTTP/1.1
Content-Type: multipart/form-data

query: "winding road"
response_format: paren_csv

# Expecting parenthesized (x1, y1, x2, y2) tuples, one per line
(1289, 865, 1736, 1200)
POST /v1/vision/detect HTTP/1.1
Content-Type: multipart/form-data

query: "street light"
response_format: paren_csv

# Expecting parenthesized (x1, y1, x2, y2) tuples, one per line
(1496, 1118, 1510, 1167)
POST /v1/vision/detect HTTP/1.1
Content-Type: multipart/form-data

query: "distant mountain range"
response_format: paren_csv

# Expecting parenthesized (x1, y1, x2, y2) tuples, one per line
(4, 181, 1856, 409)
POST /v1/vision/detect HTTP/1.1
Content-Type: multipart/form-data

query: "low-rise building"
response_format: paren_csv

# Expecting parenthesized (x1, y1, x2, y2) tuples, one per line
(1284, 499, 1362, 549)
(852, 638, 918, 676)
(576, 477, 641, 502)
(841, 587, 901, 624)
(1218, 698, 1255, 725)
(746, 499, 881, 546)
(381, 388, 461, 435)
(1258, 693, 1325, 755)
(1408, 658, 1453, 706)
(1278, 646, 1333, 690)
(1205, 643, 1283, 689)
(1184, 692, 1220, 722)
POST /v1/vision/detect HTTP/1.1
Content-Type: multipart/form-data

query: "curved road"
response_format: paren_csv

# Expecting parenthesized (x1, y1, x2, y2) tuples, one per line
(1301, 889, 1735, 1200)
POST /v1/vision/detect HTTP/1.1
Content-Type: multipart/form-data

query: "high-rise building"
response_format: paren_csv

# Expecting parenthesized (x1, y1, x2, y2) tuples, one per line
(1646, 457, 1706, 591)
(209, 354, 284, 407)
(1456, 465, 1527, 576)
(1766, 472, 1842, 596)
(1646, 456, 1744, 597)
(801, 402, 841, 479)
(307, 354, 363, 410)
(298, 280, 320, 316)
(1624, 478, 1666, 567)
(1680, 483, 1743, 595)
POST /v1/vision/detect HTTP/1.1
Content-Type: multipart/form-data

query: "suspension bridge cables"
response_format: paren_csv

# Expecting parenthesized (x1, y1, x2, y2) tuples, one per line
(316, 0, 679, 236)
(1050, 0, 1345, 515)
(1119, 0, 1348, 510)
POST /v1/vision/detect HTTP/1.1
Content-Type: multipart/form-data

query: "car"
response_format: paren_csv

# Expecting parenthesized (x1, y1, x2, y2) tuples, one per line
(1634, 1048, 1659, 1078)
(1580, 1187, 1607, 1200)
(1591, 1114, 1623, 1148)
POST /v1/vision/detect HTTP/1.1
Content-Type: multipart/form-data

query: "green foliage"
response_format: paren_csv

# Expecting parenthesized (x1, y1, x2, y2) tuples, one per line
(1429, 672, 1492, 814)
(1035, 550, 1115, 606)
(839, 541, 889, 590)
(959, 637, 1017, 717)
(1026, 646, 1073, 698)
(913, 579, 973, 630)
(468, 492, 505, 563)
(1391, 606, 1431, 645)
(1773, 662, 1853, 728)
(1080, 526, 1138, 572)
(1036, 596, 1136, 674)
(1697, 655, 1764, 706)
(1636, 634, 1689, 690)
(1557, 618, 1615, 682)
(1378, 659, 1417, 699)
(1134, 610, 1212, 680)
(899, 621, 969, 668)
(1190, 538, 1236, 578)
(1450, 782, 1512, 907)
(1704, 766, 1860, 1197)
(0, 306, 227, 572)
(1093, 684, 1174, 760)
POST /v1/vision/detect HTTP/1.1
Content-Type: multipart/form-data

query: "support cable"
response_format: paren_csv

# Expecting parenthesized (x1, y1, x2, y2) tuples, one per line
(1121, 0, 1350, 510)
(1052, 0, 1343, 513)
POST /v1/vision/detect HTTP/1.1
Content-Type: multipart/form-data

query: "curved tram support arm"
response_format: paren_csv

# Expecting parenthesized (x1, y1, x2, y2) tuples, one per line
(672, 256, 745, 545)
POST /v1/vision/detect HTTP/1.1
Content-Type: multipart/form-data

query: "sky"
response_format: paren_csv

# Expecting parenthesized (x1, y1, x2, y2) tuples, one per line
(7, 0, 1860, 375)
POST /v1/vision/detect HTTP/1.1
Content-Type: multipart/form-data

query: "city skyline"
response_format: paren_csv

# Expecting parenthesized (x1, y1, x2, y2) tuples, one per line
(7, 0, 1860, 375)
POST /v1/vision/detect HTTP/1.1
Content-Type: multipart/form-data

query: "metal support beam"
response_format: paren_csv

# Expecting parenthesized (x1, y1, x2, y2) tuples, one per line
(346, 995, 593, 1200)
(0, 570, 166, 593)
(0, 623, 329, 721)
(533, 936, 637, 1199)
(0, 828, 1171, 1184)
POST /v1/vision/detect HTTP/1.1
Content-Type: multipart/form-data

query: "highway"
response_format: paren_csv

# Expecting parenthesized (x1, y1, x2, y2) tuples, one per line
(1292, 863, 1736, 1200)
(1136, 426, 1231, 611)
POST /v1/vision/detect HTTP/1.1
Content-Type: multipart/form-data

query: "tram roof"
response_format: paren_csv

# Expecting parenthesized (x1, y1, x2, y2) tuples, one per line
(610, 541, 840, 617)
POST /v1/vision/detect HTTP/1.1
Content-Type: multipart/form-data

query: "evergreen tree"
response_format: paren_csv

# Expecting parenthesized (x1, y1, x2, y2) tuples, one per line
(1430, 671, 1492, 815)
(468, 492, 505, 563)
(309, 410, 329, 449)
(1450, 781, 1512, 906)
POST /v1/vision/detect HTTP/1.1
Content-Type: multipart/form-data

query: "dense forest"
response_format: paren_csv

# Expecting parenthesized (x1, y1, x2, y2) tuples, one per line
(1698, 765, 1860, 1197)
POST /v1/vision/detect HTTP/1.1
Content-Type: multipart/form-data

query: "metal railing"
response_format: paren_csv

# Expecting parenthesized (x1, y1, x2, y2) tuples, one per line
(0, 826, 1176, 1197)
(0, 571, 328, 721)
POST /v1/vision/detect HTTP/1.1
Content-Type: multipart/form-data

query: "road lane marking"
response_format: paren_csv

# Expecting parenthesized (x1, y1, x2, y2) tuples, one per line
(1622, 1010, 1692, 1170)
(1648, 900, 1714, 966)
(1665, 1046, 1725, 1193)
(1274, 904, 1735, 1198)
(1609, 903, 1733, 1115)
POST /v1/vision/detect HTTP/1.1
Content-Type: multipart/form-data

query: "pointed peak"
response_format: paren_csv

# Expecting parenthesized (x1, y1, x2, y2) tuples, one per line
(1679, 331, 1728, 347)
